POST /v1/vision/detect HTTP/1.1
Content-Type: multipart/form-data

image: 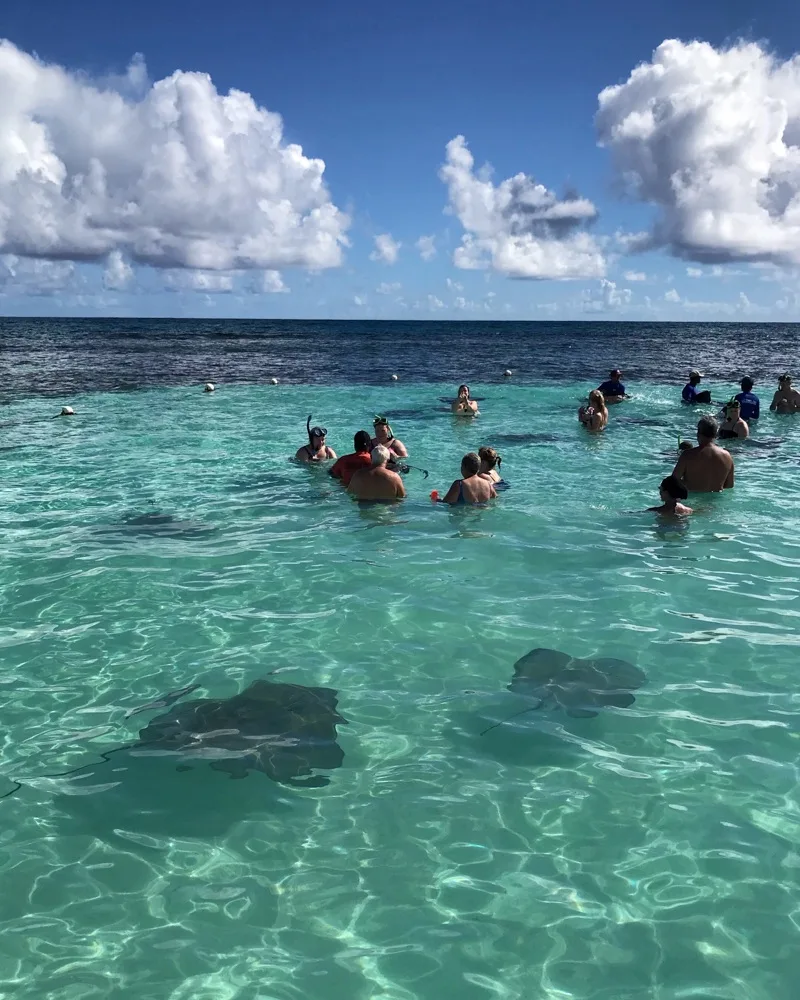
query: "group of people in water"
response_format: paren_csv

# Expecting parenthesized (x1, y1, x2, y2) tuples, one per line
(293, 387, 502, 503)
(287, 368, 798, 514)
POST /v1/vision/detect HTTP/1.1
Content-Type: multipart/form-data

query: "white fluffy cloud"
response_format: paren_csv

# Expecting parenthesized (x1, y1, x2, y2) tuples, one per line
(164, 270, 234, 293)
(623, 270, 647, 281)
(376, 281, 401, 294)
(103, 251, 133, 290)
(0, 41, 349, 272)
(259, 270, 289, 293)
(370, 233, 401, 264)
(583, 278, 632, 312)
(416, 235, 436, 261)
(439, 135, 606, 280)
(0, 254, 76, 295)
(596, 39, 800, 266)
(664, 288, 681, 303)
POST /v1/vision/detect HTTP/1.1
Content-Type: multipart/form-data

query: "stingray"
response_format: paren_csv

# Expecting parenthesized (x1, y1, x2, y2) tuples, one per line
(99, 511, 216, 539)
(491, 432, 559, 445)
(481, 646, 646, 733)
(133, 679, 347, 787)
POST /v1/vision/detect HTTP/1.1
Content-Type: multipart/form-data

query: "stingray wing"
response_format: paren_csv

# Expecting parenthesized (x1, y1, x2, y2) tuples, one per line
(508, 648, 645, 717)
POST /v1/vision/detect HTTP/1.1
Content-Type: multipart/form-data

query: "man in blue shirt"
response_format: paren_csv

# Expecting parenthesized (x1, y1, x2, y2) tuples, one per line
(682, 370, 711, 404)
(734, 377, 760, 421)
(597, 368, 627, 404)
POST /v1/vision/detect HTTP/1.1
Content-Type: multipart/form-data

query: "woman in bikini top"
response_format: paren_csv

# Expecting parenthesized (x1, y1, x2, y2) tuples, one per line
(295, 423, 337, 462)
(442, 452, 496, 505)
(371, 416, 408, 459)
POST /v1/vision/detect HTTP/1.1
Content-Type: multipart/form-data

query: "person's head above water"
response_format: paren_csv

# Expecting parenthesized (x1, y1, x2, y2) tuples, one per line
(741, 376, 754, 392)
(697, 415, 719, 443)
(371, 444, 390, 467)
(306, 415, 327, 445)
(779, 373, 792, 386)
(461, 452, 481, 476)
(689, 370, 702, 385)
(478, 446, 501, 470)
(725, 398, 741, 417)
(457, 384, 470, 398)
(609, 368, 622, 379)
(587, 389, 606, 409)
(373, 415, 394, 438)
(354, 430, 371, 452)
(678, 440, 693, 453)
(660, 475, 689, 502)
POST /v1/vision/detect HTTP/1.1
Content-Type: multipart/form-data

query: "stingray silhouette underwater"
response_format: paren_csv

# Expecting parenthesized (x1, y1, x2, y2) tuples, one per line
(0, 678, 349, 803)
(479, 646, 646, 734)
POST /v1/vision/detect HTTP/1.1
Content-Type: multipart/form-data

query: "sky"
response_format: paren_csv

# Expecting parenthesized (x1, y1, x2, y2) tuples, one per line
(1, 0, 800, 320)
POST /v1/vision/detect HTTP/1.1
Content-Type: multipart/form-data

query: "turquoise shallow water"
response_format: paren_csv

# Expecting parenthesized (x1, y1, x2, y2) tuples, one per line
(2, 379, 800, 1000)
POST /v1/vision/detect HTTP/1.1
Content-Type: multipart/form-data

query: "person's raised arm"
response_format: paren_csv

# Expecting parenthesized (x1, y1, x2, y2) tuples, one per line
(672, 453, 687, 484)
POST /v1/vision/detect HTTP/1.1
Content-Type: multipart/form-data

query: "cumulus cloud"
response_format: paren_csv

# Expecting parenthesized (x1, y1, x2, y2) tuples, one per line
(0, 40, 349, 273)
(446, 277, 463, 291)
(370, 233, 401, 264)
(439, 135, 605, 280)
(164, 270, 234, 293)
(353, 295, 367, 307)
(376, 281, 401, 294)
(664, 288, 681, 303)
(426, 294, 445, 310)
(583, 278, 632, 312)
(0, 254, 77, 295)
(258, 270, 288, 293)
(624, 270, 647, 281)
(416, 235, 436, 261)
(103, 251, 133, 290)
(596, 39, 800, 266)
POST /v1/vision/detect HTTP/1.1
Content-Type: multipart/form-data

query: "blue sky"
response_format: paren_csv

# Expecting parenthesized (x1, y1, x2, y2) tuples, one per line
(1, 0, 800, 319)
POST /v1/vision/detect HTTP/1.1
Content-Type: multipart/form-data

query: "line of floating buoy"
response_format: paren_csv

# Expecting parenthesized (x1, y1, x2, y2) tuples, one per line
(391, 374, 398, 381)
(503, 369, 513, 377)
(204, 383, 215, 393)
(59, 406, 74, 416)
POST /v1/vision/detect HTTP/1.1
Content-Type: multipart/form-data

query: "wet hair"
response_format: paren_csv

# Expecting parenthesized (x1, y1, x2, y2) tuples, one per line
(371, 444, 391, 466)
(354, 430, 371, 452)
(478, 446, 501, 469)
(678, 440, 693, 452)
(697, 415, 718, 440)
(661, 476, 688, 501)
(741, 377, 754, 391)
(587, 389, 606, 410)
(461, 452, 481, 476)
(457, 384, 470, 396)
(780, 373, 792, 383)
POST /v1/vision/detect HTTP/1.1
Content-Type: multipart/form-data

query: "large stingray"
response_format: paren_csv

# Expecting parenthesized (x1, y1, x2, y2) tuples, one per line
(482, 647, 645, 733)
(133, 679, 348, 787)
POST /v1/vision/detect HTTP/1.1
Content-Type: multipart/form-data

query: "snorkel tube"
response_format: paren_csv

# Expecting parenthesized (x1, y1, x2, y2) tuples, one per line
(306, 414, 313, 444)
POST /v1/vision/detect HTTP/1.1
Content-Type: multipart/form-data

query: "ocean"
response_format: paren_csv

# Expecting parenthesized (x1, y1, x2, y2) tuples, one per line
(2, 317, 800, 1000)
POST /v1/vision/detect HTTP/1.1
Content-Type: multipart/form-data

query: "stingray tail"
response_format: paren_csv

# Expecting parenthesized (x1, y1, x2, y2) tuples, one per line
(479, 698, 545, 736)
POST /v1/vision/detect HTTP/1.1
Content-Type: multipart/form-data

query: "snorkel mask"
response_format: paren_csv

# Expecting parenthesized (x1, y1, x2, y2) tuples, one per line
(306, 414, 327, 444)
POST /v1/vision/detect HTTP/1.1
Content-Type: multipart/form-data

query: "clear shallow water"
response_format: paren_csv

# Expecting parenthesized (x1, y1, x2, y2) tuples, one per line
(2, 363, 800, 999)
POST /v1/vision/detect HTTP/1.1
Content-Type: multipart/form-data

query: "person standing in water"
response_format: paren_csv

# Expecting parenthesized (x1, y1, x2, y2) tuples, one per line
(441, 452, 496, 505)
(347, 445, 406, 500)
(734, 377, 760, 421)
(371, 416, 408, 459)
(770, 374, 800, 413)
(578, 390, 608, 432)
(451, 385, 479, 416)
(682, 370, 712, 404)
(672, 416, 734, 492)
(478, 447, 505, 485)
(718, 399, 749, 440)
(295, 417, 337, 462)
(648, 476, 693, 516)
(597, 368, 627, 404)
(330, 430, 372, 486)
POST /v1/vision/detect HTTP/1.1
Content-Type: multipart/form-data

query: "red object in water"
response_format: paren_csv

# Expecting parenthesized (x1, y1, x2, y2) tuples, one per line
(430, 490, 439, 501)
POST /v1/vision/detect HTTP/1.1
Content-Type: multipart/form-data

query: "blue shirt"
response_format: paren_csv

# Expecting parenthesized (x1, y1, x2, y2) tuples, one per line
(735, 391, 760, 420)
(682, 383, 699, 403)
(598, 379, 625, 397)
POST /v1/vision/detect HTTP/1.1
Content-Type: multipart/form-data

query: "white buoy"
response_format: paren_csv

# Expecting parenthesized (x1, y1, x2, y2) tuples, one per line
(391, 374, 398, 381)
(271, 378, 279, 385)
(59, 406, 74, 416)
(204, 382, 215, 393)
(503, 369, 513, 377)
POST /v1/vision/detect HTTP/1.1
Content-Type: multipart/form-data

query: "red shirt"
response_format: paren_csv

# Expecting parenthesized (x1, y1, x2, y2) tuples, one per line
(330, 451, 371, 486)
